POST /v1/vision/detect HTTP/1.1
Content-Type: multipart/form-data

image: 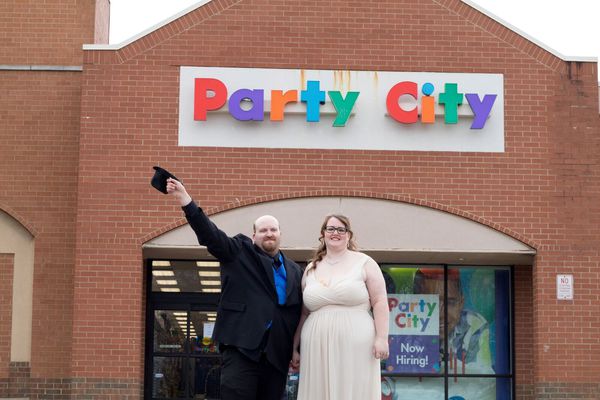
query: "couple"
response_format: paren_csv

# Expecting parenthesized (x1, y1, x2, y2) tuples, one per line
(166, 178, 389, 400)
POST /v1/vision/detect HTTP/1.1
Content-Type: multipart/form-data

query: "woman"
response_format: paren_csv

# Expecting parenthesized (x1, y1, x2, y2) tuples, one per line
(292, 214, 389, 400)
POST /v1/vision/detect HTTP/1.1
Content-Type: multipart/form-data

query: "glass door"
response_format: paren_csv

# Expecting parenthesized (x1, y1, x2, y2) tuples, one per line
(146, 259, 222, 399)
(150, 308, 221, 399)
(189, 308, 221, 399)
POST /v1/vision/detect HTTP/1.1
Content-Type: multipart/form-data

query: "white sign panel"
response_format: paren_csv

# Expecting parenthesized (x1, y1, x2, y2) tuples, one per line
(203, 322, 215, 339)
(557, 274, 574, 300)
(179, 67, 504, 152)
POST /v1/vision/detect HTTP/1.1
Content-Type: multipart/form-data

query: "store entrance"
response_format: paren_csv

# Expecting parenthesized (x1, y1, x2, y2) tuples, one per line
(145, 258, 302, 400)
(143, 197, 530, 400)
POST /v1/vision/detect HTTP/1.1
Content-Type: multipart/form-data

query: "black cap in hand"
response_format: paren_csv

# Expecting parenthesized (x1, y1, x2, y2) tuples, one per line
(151, 166, 180, 194)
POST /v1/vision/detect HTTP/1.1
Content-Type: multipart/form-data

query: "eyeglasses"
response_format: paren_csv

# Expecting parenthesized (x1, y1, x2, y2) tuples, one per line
(324, 226, 348, 234)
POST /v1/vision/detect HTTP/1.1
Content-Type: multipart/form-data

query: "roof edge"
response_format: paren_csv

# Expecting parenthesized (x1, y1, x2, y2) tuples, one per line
(82, 0, 598, 65)
(83, 0, 212, 51)
(461, 0, 597, 63)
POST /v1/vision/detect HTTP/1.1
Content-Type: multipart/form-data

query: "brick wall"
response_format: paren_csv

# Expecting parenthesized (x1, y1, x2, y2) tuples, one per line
(536, 382, 600, 399)
(77, 0, 599, 397)
(2, 367, 142, 400)
(534, 250, 600, 382)
(7, 362, 30, 398)
(1, 1, 101, 381)
(1, 0, 112, 397)
(1, 0, 97, 380)
(0, 0, 101, 66)
(0, 70, 81, 380)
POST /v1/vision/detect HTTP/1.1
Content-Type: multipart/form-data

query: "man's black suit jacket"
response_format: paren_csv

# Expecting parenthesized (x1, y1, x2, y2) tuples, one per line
(183, 201, 303, 373)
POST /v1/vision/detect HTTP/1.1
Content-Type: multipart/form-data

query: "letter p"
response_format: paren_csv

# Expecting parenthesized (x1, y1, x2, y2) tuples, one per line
(388, 297, 399, 311)
(194, 78, 227, 120)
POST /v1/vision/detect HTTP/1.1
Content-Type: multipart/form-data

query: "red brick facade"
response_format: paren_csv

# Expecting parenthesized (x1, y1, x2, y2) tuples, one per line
(1, 0, 99, 397)
(0, 70, 82, 383)
(1, 0, 599, 398)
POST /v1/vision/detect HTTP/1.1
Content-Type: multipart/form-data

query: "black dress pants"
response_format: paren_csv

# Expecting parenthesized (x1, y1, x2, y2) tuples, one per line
(220, 347, 288, 400)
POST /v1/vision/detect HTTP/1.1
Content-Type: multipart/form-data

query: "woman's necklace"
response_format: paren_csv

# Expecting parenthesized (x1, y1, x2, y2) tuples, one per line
(319, 251, 349, 286)
(324, 251, 348, 265)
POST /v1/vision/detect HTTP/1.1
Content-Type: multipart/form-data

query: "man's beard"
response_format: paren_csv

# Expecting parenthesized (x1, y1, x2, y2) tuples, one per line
(260, 239, 279, 253)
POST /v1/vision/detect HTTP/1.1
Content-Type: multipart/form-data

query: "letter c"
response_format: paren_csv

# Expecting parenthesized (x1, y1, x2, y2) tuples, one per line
(396, 313, 407, 328)
(386, 81, 418, 124)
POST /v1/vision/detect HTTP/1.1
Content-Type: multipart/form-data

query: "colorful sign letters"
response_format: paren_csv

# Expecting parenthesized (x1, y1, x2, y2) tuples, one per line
(194, 79, 497, 129)
(178, 67, 505, 152)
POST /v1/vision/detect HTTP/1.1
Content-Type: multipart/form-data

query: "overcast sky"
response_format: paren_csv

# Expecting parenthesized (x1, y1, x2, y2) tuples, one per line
(109, 0, 599, 64)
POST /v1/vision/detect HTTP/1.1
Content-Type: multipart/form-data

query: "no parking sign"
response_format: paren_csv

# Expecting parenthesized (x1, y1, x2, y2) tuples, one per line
(557, 274, 574, 300)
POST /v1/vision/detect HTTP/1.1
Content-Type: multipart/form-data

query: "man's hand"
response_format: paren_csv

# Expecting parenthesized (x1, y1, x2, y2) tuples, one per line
(166, 178, 192, 206)
(290, 349, 301, 372)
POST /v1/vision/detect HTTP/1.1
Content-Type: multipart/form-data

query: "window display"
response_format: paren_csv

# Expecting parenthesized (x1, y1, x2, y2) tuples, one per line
(381, 266, 512, 400)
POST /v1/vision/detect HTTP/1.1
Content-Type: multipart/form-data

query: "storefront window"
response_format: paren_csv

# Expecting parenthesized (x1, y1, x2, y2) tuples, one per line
(448, 377, 512, 400)
(381, 265, 512, 400)
(449, 267, 511, 377)
(148, 260, 512, 399)
(382, 377, 444, 400)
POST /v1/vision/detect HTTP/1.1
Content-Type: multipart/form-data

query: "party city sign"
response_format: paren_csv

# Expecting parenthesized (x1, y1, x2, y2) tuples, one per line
(387, 294, 441, 374)
(178, 67, 504, 152)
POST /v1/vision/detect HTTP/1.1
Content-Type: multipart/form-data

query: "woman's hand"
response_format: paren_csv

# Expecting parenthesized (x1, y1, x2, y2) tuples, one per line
(373, 336, 389, 359)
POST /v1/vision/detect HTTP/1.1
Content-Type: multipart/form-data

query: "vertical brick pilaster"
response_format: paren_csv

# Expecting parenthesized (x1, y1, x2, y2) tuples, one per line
(0, 254, 14, 380)
(8, 361, 30, 398)
(514, 265, 534, 400)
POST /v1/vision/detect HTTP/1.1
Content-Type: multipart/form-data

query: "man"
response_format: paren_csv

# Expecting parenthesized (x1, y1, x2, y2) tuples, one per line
(166, 178, 303, 400)
(413, 269, 494, 374)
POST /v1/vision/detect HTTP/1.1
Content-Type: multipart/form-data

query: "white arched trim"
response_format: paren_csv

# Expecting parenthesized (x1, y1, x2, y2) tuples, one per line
(143, 197, 535, 265)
